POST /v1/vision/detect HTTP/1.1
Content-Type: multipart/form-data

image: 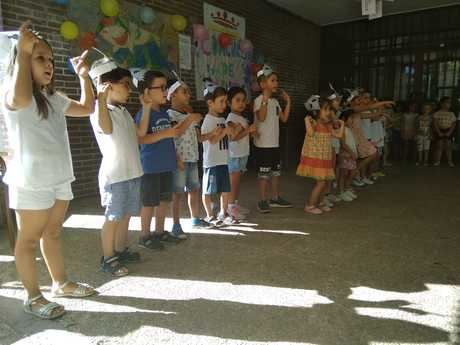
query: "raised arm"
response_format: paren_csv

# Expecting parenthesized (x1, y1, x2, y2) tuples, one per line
(93, 84, 112, 134)
(279, 89, 291, 123)
(5, 21, 37, 111)
(66, 50, 95, 117)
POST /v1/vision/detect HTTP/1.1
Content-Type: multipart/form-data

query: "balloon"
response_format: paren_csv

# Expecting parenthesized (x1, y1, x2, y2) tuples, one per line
(251, 80, 260, 92)
(140, 6, 155, 24)
(100, 0, 119, 17)
(79, 32, 96, 50)
(66, 57, 75, 74)
(171, 15, 187, 32)
(54, 0, 69, 5)
(60, 21, 79, 40)
(193, 24, 208, 42)
(218, 33, 232, 49)
(240, 39, 253, 54)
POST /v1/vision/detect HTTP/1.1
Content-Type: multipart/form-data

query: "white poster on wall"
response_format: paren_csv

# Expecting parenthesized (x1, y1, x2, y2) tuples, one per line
(204, 2, 246, 38)
(178, 34, 191, 70)
(361, 0, 377, 16)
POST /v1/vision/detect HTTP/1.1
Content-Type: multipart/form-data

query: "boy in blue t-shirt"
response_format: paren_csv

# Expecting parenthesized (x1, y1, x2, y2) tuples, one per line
(134, 70, 189, 249)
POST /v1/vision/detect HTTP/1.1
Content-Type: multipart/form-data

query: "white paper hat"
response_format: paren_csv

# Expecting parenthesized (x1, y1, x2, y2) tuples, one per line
(256, 64, 274, 78)
(203, 78, 217, 97)
(167, 80, 188, 101)
(304, 95, 321, 112)
(130, 68, 148, 88)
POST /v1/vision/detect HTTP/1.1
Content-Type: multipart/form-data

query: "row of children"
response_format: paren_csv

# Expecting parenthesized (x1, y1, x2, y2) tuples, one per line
(389, 99, 458, 167)
(0, 22, 295, 319)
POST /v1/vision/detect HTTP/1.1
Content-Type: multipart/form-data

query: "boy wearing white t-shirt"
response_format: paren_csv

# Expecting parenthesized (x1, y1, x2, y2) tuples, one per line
(253, 65, 292, 213)
(89, 61, 143, 277)
(201, 81, 237, 225)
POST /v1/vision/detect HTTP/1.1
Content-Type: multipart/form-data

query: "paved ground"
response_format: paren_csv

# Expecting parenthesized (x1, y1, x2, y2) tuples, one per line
(0, 165, 459, 345)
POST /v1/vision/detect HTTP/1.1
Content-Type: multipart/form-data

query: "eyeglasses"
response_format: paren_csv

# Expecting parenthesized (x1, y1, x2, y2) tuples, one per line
(148, 85, 167, 91)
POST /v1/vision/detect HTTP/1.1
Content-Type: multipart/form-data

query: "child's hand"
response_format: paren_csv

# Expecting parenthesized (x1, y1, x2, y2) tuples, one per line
(280, 89, 291, 103)
(140, 91, 153, 110)
(71, 50, 90, 78)
(165, 124, 180, 138)
(305, 116, 313, 125)
(17, 21, 39, 56)
(248, 123, 257, 133)
(188, 112, 202, 123)
(224, 126, 234, 136)
(177, 158, 185, 171)
(97, 83, 111, 101)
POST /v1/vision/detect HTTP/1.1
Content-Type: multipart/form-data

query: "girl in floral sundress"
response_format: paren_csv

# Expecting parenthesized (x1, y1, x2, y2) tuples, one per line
(297, 97, 344, 215)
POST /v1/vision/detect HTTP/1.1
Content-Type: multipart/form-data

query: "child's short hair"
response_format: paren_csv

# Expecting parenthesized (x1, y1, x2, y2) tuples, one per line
(227, 86, 246, 103)
(136, 70, 166, 94)
(204, 86, 227, 102)
(99, 67, 131, 84)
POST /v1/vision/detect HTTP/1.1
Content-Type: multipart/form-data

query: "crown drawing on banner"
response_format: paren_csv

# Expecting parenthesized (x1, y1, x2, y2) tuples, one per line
(211, 10, 240, 30)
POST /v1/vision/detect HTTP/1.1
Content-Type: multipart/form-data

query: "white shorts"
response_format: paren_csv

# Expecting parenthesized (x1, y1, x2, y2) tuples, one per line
(8, 183, 73, 210)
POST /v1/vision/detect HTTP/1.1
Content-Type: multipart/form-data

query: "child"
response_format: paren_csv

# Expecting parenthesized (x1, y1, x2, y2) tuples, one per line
(200, 81, 237, 225)
(369, 102, 386, 177)
(226, 86, 257, 220)
(401, 102, 418, 162)
(415, 102, 433, 166)
(433, 96, 457, 167)
(134, 70, 183, 250)
(297, 97, 344, 215)
(1, 22, 95, 320)
(253, 65, 292, 213)
(338, 109, 359, 202)
(89, 58, 143, 277)
(166, 79, 210, 237)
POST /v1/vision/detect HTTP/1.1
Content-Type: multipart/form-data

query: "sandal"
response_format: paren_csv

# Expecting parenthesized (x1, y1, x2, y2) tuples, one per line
(23, 294, 65, 320)
(154, 231, 182, 243)
(304, 206, 323, 215)
(100, 255, 129, 277)
(116, 248, 141, 263)
(51, 281, 96, 298)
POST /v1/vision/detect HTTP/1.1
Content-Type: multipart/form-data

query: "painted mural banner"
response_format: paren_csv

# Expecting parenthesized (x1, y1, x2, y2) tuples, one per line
(194, 3, 251, 100)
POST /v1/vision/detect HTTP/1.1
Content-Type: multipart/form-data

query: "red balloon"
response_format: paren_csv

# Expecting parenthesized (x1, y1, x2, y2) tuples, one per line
(218, 33, 232, 49)
(79, 32, 96, 50)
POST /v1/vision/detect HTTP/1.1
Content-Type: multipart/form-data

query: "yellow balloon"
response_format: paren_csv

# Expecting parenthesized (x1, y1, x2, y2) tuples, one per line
(100, 0, 119, 17)
(60, 21, 79, 40)
(171, 15, 187, 32)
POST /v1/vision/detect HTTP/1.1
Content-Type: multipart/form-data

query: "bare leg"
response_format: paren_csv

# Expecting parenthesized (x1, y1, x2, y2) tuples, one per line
(188, 190, 200, 219)
(172, 192, 182, 224)
(446, 140, 454, 164)
(229, 172, 241, 204)
(307, 181, 326, 207)
(154, 202, 168, 234)
(258, 178, 269, 201)
(202, 194, 213, 218)
(220, 192, 229, 216)
(140, 206, 153, 239)
(271, 175, 280, 200)
(434, 139, 442, 164)
(114, 215, 130, 252)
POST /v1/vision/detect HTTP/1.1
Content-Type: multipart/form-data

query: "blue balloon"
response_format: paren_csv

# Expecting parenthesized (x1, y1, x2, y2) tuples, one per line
(140, 7, 155, 24)
(66, 58, 75, 74)
(55, 0, 69, 5)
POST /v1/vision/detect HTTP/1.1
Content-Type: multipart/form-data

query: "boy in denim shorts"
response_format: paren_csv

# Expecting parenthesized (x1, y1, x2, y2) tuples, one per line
(167, 79, 211, 238)
(89, 59, 143, 277)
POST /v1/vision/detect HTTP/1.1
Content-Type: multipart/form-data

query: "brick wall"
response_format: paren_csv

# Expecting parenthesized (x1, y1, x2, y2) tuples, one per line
(1, 0, 320, 197)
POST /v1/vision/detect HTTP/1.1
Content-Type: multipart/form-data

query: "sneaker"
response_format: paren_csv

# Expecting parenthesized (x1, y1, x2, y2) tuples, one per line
(171, 223, 187, 240)
(204, 216, 223, 227)
(339, 192, 354, 202)
(217, 212, 239, 225)
(433, 161, 440, 167)
(323, 198, 334, 208)
(345, 190, 357, 199)
(138, 235, 164, 250)
(423, 162, 429, 167)
(448, 161, 455, 168)
(228, 204, 246, 220)
(362, 177, 374, 185)
(415, 162, 420, 166)
(304, 206, 322, 215)
(191, 218, 213, 229)
(116, 248, 141, 263)
(319, 204, 332, 212)
(326, 194, 341, 203)
(257, 200, 271, 213)
(269, 197, 293, 208)
(353, 178, 365, 187)
(375, 171, 386, 177)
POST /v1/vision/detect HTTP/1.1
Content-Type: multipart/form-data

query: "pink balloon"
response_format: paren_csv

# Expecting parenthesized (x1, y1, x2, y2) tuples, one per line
(193, 24, 208, 42)
(251, 80, 260, 92)
(240, 39, 253, 54)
